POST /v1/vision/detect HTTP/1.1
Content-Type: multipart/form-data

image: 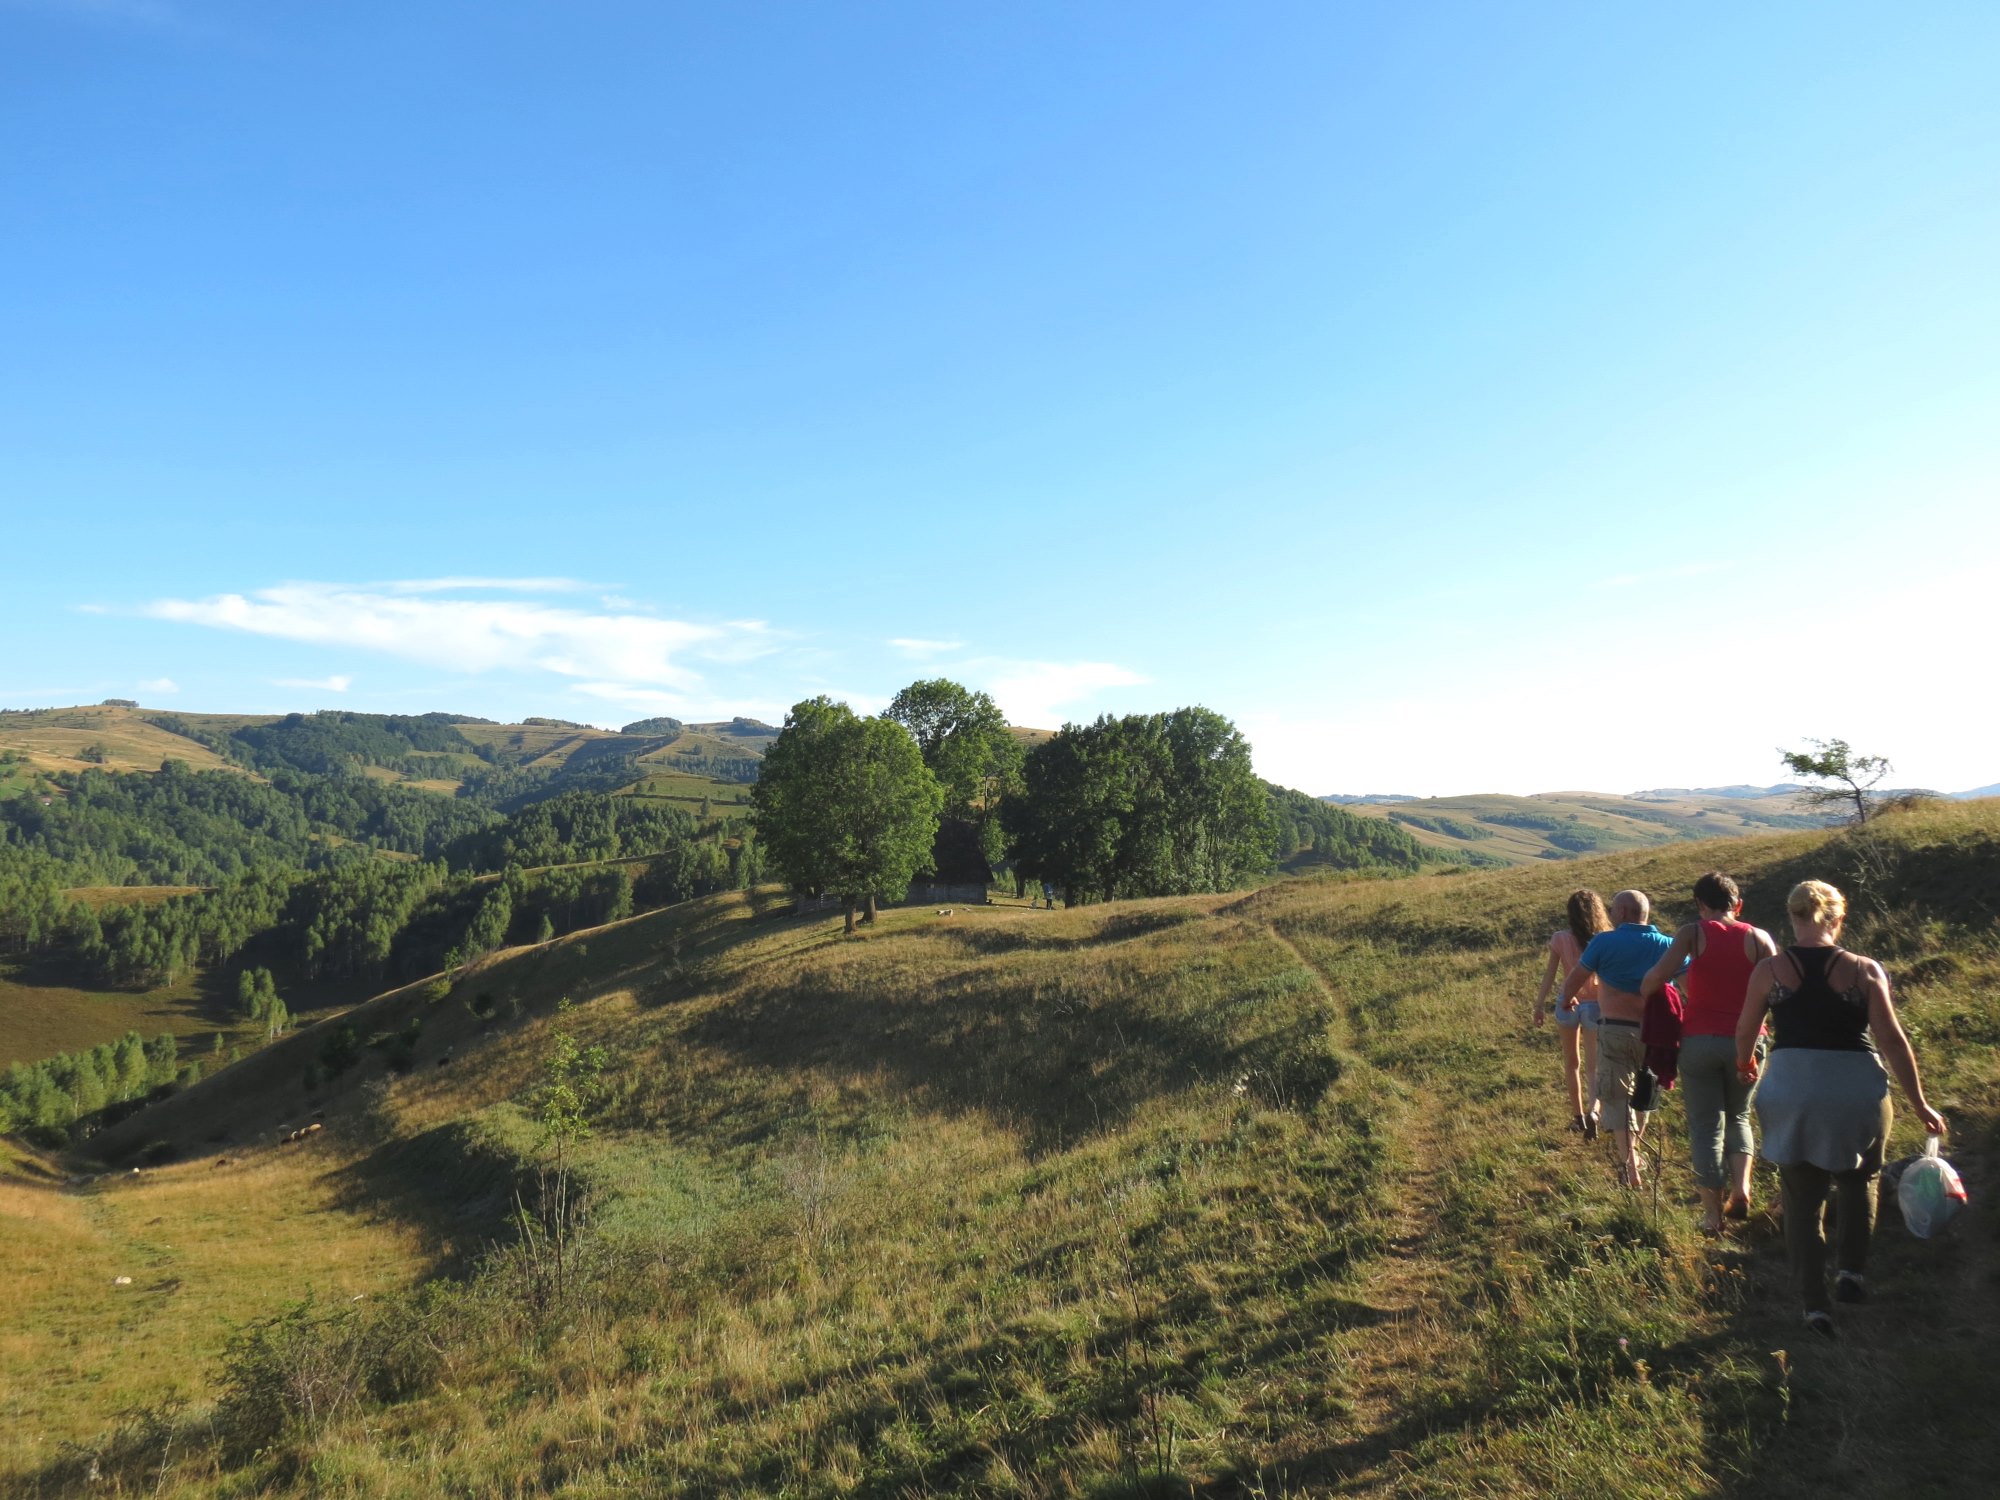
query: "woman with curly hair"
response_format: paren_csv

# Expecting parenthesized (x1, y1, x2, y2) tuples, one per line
(1739, 879, 1946, 1337)
(1535, 888, 1611, 1138)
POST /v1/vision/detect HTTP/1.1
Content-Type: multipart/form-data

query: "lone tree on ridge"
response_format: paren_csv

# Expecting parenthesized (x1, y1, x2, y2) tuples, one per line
(1780, 737, 1892, 824)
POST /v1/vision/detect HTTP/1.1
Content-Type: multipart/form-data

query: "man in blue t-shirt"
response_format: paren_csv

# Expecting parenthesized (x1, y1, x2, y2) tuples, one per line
(1561, 889, 1686, 1187)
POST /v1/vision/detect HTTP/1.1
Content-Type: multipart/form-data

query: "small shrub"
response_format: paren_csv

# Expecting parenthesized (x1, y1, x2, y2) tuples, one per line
(216, 1298, 372, 1451)
(318, 1025, 361, 1077)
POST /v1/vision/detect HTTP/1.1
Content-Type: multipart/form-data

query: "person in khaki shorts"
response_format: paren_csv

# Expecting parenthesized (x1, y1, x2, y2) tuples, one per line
(1560, 889, 1683, 1187)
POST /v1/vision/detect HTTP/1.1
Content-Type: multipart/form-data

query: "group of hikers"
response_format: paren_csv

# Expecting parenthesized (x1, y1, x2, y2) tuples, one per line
(1532, 871, 1946, 1337)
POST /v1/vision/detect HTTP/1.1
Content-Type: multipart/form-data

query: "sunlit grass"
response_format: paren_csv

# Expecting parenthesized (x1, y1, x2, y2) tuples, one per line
(4, 800, 1996, 1496)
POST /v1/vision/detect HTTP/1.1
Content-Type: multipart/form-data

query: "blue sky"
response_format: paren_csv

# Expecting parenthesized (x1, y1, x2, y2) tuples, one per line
(4, 1, 1996, 795)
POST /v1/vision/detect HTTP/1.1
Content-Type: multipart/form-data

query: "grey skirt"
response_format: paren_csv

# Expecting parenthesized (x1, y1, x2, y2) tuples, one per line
(1755, 1047, 1891, 1173)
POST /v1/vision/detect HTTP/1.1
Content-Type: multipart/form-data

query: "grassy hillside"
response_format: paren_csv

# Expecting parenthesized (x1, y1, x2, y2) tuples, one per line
(4, 800, 1994, 1496)
(1346, 790, 1825, 866)
(0, 706, 241, 778)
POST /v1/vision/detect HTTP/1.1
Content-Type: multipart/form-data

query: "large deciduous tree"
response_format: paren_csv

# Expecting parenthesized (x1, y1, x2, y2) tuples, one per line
(752, 698, 944, 934)
(884, 679, 1024, 862)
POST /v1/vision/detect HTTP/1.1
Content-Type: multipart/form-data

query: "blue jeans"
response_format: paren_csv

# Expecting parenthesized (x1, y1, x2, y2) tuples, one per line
(1679, 1033, 1756, 1189)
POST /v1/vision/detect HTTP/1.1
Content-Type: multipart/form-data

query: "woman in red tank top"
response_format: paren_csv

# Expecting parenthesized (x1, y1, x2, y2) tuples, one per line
(1642, 872, 1776, 1233)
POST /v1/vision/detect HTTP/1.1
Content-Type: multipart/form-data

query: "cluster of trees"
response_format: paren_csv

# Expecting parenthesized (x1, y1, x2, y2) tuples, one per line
(1002, 708, 1275, 903)
(226, 712, 489, 777)
(750, 683, 1451, 923)
(1269, 786, 1445, 867)
(70, 867, 296, 985)
(0, 1030, 193, 1140)
(236, 966, 290, 1039)
(455, 739, 674, 812)
(0, 760, 497, 884)
(0, 847, 79, 954)
(444, 790, 701, 872)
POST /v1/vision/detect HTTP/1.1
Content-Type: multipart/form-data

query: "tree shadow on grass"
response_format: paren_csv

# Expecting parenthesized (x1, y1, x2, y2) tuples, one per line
(319, 1118, 534, 1274)
(680, 960, 1341, 1157)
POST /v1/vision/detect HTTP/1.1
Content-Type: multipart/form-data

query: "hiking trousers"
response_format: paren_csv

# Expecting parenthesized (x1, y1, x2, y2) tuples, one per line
(1679, 1033, 1756, 1189)
(1778, 1162, 1880, 1315)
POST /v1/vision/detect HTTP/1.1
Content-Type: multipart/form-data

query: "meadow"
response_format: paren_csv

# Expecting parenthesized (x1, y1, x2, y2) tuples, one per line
(1345, 791, 1824, 866)
(1, 801, 1995, 1497)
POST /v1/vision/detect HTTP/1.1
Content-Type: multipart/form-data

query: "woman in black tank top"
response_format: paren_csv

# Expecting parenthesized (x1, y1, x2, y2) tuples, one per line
(1736, 880, 1944, 1337)
(1766, 945, 1875, 1053)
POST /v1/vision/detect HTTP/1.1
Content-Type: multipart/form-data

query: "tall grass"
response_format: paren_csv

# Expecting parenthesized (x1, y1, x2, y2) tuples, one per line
(4, 800, 1996, 1497)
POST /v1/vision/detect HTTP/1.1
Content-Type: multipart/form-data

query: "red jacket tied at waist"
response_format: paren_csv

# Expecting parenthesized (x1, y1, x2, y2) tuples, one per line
(1642, 982, 1685, 1090)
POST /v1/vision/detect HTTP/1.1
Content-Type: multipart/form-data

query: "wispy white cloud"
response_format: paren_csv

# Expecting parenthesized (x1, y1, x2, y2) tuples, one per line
(971, 659, 1148, 729)
(370, 576, 601, 595)
(145, 581, 748, 690)
(887, 637, 965, 659)
(138, 676, 179, 695)
(273, 674, 353, 693)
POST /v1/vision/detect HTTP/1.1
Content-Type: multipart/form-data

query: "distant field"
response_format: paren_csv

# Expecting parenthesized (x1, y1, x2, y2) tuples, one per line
(619, 767, 755, 810)
(1344, 788, 1825, 865)
(0, 705, 238, 777)
(63, 886, 206, 909)
(0, 965, 227, 1066)
(0, 955, 411, 1069)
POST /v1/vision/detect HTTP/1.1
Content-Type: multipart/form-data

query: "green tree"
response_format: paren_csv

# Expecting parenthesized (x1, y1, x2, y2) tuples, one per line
(1780, 737, 1892, 824)
(463, 881, 513, 956)
(511, 998, 607, 1315)
(1003, 708, 1274, 902)
(885, 679, 1024, 861)
(752, 698, 945, 934)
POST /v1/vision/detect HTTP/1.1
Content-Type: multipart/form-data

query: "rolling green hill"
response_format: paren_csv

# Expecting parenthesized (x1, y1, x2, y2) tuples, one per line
(1343, 789, 1828, 865)
(0, 705, 779, 807)
(5, 800, 1994, 1496)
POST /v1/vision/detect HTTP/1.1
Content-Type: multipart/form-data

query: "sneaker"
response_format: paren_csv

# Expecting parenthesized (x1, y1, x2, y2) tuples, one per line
(1835, 1272, 1868, 1305)
(1804, 1310, 1837, 1338)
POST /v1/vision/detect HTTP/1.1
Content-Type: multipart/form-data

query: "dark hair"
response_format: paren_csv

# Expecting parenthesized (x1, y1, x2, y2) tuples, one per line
(1566, 889, 1611, 949)
(1693, 871, 1740, 913)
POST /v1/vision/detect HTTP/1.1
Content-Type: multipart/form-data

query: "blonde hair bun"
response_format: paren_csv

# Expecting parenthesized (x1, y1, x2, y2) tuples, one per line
(1786, 879, 1847, 927)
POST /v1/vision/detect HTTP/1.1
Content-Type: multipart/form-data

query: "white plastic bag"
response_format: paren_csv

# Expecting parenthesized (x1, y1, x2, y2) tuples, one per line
(1897, 1136, 1967, 1239)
